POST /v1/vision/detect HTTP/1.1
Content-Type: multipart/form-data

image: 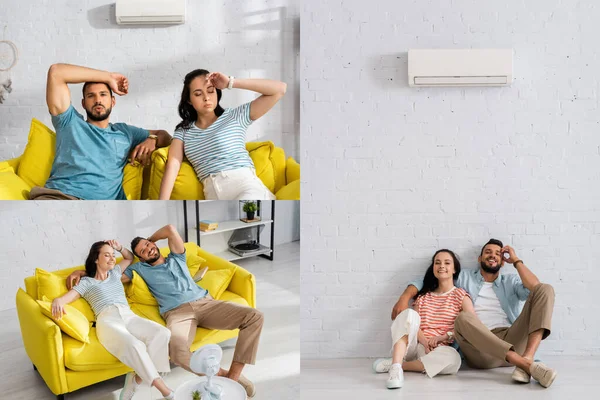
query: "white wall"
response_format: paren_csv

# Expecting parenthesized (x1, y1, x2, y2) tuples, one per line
(0, 0, 299, 160)
(301, 0, 600, 358)
(0, 201, 181, 311)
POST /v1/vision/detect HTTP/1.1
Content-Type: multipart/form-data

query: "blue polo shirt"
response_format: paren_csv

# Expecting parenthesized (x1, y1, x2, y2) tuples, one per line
(45, 105, 148, 199)
(124, 251, 208, 314)
(409, 268, 530, 325)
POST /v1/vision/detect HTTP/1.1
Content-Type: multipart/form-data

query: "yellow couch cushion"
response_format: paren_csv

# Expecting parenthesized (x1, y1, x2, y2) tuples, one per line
(247, 141, 286, 194)
(286, 157, 300, 183)
(63, 328, 121, 371)
(148, 148, 204, 200)
(275, 179, 300, 200)
(123, 163, 144, 200)
(0, 171, 31, 199)
(18, 118, 56, 188)
(35, 268, 96, 322)
(126, 271, 158, 306)
(37, 296, 90, 343)
(130, 303, 166, 326)
(200, 268, 237, 300)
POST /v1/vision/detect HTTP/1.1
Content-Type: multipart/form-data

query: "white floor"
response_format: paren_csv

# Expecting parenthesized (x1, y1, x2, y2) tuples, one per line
(301, 357, 600, 400)
(0, 241, 300, 400)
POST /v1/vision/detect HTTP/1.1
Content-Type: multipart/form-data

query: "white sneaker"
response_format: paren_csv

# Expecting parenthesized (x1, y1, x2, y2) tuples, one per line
(372, 358, 393, 373)
(119, 372, 140, 400)
(386, 364, 404, 389)
(530, 362, 557, 388)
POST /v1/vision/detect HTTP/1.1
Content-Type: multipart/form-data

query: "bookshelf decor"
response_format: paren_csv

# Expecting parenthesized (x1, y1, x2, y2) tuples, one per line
(239, 200, 260, 223)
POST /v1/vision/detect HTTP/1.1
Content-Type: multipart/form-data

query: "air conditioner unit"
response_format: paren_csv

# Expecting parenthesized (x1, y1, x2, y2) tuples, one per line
(116, 0, 186, 25)
(408, 49, 513, 87)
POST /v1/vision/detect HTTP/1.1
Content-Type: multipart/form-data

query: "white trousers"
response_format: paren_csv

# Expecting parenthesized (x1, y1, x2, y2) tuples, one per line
(391, 309, 462, 378)
(202, 166, 276, 200)
(96, 305, 171, 384)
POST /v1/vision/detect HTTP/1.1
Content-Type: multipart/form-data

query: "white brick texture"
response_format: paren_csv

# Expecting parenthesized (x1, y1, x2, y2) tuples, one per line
(0, 0, 299, 161)
(301, 0, 600, 358)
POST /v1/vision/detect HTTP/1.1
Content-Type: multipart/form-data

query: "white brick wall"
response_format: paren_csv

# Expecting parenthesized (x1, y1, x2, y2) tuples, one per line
(301, 0, 600, 358)
(0, 0, 299, 161)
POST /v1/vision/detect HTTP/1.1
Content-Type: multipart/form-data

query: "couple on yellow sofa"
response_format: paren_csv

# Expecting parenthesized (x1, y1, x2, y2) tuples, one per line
(0, 63, 299, 200)
(50, 224, 262, 399)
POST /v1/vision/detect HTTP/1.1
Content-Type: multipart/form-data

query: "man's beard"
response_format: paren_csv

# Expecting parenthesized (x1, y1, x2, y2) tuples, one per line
(144, 252, 160, 264)
(480, 260, 501, 274)
(85, 105, 112, 122)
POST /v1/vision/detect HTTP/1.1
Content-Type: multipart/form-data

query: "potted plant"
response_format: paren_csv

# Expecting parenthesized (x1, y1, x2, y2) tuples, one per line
(242, 201, 258, 220)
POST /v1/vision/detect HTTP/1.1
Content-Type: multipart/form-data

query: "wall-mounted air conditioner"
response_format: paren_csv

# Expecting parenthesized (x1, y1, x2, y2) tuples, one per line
(408, 49, 513, 87)
(116, 0, 186, 25)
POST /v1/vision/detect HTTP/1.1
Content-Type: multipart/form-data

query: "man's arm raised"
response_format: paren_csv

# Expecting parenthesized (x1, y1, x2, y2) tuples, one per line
(46, 63, 129, 116)
(148, 224, 185, 254)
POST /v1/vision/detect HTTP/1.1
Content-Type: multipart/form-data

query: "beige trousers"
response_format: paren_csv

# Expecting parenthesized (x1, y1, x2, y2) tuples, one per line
(162, 295, 264, 371)
(454, 283, 555, 369)
(29, 186, 80, 200)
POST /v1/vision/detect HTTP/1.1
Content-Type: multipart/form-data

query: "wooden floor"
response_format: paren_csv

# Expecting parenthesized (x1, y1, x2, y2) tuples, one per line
(301, 356, 600, 400)
(0, 241, 300, 400)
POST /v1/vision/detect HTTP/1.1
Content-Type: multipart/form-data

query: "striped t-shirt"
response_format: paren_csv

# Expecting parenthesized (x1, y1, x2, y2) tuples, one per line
(173, 102, 255, 182)
(72, 265, 129, 317)
(414, 287, 470, 344)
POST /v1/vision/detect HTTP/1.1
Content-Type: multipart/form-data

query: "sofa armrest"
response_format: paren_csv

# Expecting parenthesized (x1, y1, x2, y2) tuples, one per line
(196, 247, 256, 308)
(275, 179, 300, 200)
(16, 288, 68, 396)
(0, 156, 21, 173)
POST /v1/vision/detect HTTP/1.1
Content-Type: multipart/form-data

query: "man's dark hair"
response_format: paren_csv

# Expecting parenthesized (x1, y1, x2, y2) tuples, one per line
(480, 238, 504, 256)
(82, 82, 113, 97)
(130, 236, 145, 258)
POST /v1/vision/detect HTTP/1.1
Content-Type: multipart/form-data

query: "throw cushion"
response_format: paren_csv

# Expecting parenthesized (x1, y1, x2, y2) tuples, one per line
(37, 295, 90, 343)
(35, 268, 96, 321)
(199, 268, 237, 300)
(18, 119, 55, 188)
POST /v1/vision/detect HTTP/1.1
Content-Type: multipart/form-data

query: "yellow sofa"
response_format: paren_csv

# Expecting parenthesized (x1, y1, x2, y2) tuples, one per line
(15, 243, 256, 400)
(0, 118, 300, 200)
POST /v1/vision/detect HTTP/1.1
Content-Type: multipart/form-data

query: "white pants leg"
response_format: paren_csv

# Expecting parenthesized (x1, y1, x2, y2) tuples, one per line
(390, 308, 461, 378)
(202, 167, 276, 200)
(96, 305, 171, 384)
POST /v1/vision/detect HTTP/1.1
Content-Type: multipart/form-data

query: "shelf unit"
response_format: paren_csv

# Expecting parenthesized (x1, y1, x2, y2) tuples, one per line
(183, 200, 275, 262)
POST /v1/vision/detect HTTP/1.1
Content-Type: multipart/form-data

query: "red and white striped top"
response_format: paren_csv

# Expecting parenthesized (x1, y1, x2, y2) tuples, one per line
(414, 287, 470, 343)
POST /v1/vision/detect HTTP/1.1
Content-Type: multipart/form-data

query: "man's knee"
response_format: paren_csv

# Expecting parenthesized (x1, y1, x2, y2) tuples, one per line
(533, 283, 555, 298)
(251, 308, 264, 326)
(454, 311, 474, 333)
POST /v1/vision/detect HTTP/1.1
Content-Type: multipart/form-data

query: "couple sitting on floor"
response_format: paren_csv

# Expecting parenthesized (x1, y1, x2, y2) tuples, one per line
(372, 239, 557, 390)
(51, 224, 263, 400)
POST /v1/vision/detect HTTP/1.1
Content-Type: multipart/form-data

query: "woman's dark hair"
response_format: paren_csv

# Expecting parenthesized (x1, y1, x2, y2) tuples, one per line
(85, 241, 110, 277)
(413, 249, 461, 300)
(175, 69, 224, 131)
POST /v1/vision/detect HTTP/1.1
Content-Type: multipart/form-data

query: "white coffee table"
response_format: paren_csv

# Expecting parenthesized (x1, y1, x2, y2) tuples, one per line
(174, 376, 247, 400)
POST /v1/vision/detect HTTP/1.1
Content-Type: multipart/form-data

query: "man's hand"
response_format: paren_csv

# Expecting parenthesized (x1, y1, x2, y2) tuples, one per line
(501, 245, 519, 265)
(108, 73, 129, 96)
(129, 138, 157, 166)
(207, 72, 230, 90)
(66, 270, 86, 290)
(391, 301, 404, 320)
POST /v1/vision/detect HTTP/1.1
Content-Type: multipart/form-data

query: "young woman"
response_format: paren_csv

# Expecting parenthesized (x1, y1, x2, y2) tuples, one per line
(159, 70, 287, 200)
(51, 240, 174, 400)
(372, 249, 475, 389)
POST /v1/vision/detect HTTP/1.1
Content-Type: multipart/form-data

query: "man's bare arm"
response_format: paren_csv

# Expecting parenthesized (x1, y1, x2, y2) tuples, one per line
(148, 224, 185, 254)
(391, 284, 418, 320)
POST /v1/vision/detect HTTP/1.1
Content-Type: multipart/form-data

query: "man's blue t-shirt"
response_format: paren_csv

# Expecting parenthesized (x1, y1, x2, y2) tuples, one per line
(44, 105, 148, 200)
(123, 251, 208, 315)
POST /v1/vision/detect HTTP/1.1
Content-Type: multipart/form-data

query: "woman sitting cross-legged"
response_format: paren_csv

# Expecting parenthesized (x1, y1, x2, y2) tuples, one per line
(51, 240, 174, 400)
(372, 249, 475, 389)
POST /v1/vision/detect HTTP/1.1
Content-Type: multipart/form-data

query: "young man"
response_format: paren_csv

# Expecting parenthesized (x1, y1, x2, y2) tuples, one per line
(68, 224, 263, 398)
(388, 239, 557, 388)
(30, 63, 172, 200)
